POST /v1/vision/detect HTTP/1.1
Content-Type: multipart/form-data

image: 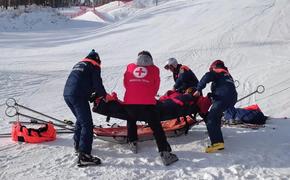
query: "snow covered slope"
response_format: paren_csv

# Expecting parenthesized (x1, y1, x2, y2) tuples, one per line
(0, 0, 290, 179)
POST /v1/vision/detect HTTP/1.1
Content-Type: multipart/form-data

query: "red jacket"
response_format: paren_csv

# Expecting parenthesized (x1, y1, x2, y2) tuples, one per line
(123, 63, 160, 105)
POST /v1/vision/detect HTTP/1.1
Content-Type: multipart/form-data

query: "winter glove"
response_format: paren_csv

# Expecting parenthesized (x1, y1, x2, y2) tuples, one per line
(89, 92, 97, 103)
(104, 93, 115, 103)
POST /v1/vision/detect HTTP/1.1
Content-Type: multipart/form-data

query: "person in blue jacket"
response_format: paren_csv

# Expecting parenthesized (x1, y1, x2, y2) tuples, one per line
(193, 60, 237, 153)
(164, 58, 199, 93)
(63, 49, 113, 166)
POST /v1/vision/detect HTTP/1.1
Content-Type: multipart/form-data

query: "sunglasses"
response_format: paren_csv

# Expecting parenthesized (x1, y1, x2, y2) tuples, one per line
(164, 65, 175, 70)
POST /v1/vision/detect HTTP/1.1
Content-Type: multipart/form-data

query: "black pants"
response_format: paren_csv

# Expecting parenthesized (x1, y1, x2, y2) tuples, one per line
(124, 105, 171, 152)
(206, 96, 237, 145)
(64, 96, 93, 154)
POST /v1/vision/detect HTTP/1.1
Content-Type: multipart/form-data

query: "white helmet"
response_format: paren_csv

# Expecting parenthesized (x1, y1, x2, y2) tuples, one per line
(164, 58, 178, 69)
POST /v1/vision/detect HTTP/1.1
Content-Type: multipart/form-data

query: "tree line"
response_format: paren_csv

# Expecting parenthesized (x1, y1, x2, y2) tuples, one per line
(0, 0, 130, 9)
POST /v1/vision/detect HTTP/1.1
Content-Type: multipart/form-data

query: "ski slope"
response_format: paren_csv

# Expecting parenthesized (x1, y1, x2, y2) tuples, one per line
(0, 0, 290, 179)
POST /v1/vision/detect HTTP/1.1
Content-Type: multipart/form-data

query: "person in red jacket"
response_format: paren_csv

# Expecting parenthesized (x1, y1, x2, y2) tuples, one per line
(123, 50, 178, 166)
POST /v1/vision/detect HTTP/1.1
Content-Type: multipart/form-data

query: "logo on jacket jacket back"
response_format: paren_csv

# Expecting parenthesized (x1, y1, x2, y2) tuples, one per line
(133, 67, 148, 78)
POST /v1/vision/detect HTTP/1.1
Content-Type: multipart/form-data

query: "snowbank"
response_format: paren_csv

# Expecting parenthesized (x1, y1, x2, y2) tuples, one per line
(73, 11, 106, 23)
(132, 0, 170, 8)
(0, 0, 167, 32)
(0, 5, 69, 32)
(96, 1, 126, 12)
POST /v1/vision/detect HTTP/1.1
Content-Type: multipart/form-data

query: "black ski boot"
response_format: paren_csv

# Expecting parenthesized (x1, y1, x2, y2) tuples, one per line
(74, 142, 79, 155)
(77, 152, 101, 167)
(160, 151, 178, 166)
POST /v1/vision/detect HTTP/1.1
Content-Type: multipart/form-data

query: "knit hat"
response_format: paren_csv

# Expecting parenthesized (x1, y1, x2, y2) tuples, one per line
(136, 50, 153, 66)
(86, 49, 101, 64)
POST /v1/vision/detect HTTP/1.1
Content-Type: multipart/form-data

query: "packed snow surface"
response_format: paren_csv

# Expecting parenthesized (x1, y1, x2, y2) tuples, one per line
(0, 0, 290, 179)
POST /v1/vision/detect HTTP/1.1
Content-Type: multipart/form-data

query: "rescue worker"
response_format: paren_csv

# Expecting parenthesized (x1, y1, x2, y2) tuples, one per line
(123, 50, 178, 166)
(164, 58, 199, 93)
(193, 60, 237, 153)
(63, 49, 114, 166)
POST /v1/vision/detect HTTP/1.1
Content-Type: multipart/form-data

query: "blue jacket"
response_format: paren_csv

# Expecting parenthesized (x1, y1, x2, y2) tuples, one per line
(173, 64, 199, 93)
(224, 107, 267, 124)
(197, 70, 237, 101)
(63, 58, 107, 99)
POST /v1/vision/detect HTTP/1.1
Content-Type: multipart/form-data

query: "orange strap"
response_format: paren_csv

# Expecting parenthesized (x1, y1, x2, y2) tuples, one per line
(212, 68, 229, 74)
(180, 65, 190, 71)
(82, 58, 101, 68)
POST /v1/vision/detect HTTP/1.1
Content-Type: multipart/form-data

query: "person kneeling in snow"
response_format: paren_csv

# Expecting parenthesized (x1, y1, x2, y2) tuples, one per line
(123, 50, 178, 166)
(63, 49, 114, 166)
(193, 60, 237, 153)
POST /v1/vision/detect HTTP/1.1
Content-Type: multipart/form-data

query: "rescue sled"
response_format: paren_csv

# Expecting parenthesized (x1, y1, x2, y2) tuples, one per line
(92, 91, 211, 143)
(92, 91, 211, 122)
(93, 116, 202, 144)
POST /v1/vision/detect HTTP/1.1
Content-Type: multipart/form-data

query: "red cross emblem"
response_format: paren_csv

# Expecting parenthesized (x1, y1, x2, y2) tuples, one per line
(133, 67, 148, 78)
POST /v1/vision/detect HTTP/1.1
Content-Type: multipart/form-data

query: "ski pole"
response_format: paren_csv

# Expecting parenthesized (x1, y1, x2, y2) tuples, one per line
(0, 133, 11, 138)
(56, 130, 75, 134)
(5, 106, 74, 132)
(5, 98, 74, 127)
(237, 85, 265, 102)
